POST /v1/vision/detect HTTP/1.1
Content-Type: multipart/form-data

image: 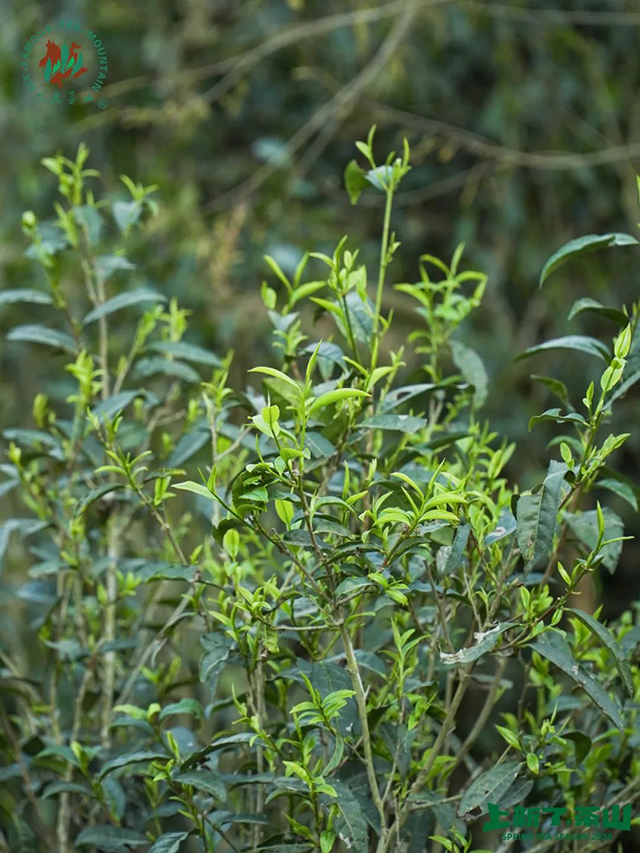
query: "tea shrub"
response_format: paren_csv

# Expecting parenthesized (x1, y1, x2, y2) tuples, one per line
(1, 135, 640, 853)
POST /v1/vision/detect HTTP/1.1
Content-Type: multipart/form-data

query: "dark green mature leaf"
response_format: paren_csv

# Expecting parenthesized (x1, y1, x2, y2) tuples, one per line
(42, 780, 93, 798)
(149, 340, 222, 366)
(95, 254, 136, 282)
(176, 769, 226, 799)
(0, 518, 48, 571)
(74, 205, 103, 245)
(134, 357, 201, 383)
(497, 778, 534, 810)
(148, 833, 190, 853)
(24, 222, 68, 261)
(353, 649, 387, 676)
(9, 815, 37, 853)
(531, 375, 572, 407)
(528, 408, 587, 431)
(597, 477, 638, 511)
(332, 780, 369, 853)
(0, 288, 53, 306)
(139, 563, 198, 582)
(98, 750, 168, 779)
(567, 608, 633, 694)
(565, 507, 623, 573)
(381, 383, 437, 411)
(458, 761, 522, 816)
(563, 731, 592, 765)
(91, 390, 142, 421)
(168, 428, 209, 466)
(305, 431, 336, 459)
(342, 291, 373, 343)
(484, 510, 517, 546)
(437, 522, 470, 577)
(159, 699, 204, 720)
(7, 324, 76, 352)
(84, 288, 167, 324)
(200, 632, 233, 686)
(335, 576, 372, 597)
(530, 632, 623, 730)
(75, 825, 147, 851)
(540, 233, 638, 285)
(112, 200, 142, 234)
(360, 414, 427, 433)
(4, 428, 58, 448)
(211, 811, 271, 827)
(451, 340, 488, 408)
(567, 298, 628, 326)
(180, 733, 255, 771)
(516, 460, 567, 573)
(365, 165, 394, 190)
(516, 335, 610, 363)
(440, 623, 513, 665)
(74, 483, 126, 516)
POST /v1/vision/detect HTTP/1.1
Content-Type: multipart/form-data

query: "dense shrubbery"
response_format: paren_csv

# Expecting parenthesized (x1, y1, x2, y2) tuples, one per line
(1, 137, 640, 853)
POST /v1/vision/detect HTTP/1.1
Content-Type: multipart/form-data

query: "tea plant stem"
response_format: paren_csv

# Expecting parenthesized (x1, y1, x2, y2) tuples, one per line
(58, 661, 95, 851)
(0, 711, 54, 850)
(425, 562, 455, 653)
(452, 655, 507, 768)
(372, 186, 394, 358)
(100, 517, 121, 748)
(402, 665, 473, 811)
(79, 224, 110, 400)
(339, 622, 388, 845)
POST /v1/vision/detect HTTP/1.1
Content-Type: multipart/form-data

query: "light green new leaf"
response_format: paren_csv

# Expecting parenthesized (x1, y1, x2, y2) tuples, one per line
(174, 481, 216, 501)
(308, 388, 369, 417)
(249, 366, 301, 393)
(344, 160, 369, 205)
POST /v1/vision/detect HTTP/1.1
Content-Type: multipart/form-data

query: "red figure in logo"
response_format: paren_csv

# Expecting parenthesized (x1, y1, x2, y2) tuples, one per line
(39, 40, 88, 88)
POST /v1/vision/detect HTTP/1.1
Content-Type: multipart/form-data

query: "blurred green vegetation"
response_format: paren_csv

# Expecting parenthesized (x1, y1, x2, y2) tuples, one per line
(2, 0, 640, 611)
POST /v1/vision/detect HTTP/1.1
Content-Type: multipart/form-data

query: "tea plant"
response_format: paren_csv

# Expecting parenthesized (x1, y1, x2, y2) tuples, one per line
(1, 137, 640, 853)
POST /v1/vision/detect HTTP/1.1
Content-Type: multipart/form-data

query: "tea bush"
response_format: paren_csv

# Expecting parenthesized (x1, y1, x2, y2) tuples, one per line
(1, 135, 640, 853)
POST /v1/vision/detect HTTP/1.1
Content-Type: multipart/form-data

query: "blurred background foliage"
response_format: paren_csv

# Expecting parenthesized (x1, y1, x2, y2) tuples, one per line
(2, 0, 640, 613)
